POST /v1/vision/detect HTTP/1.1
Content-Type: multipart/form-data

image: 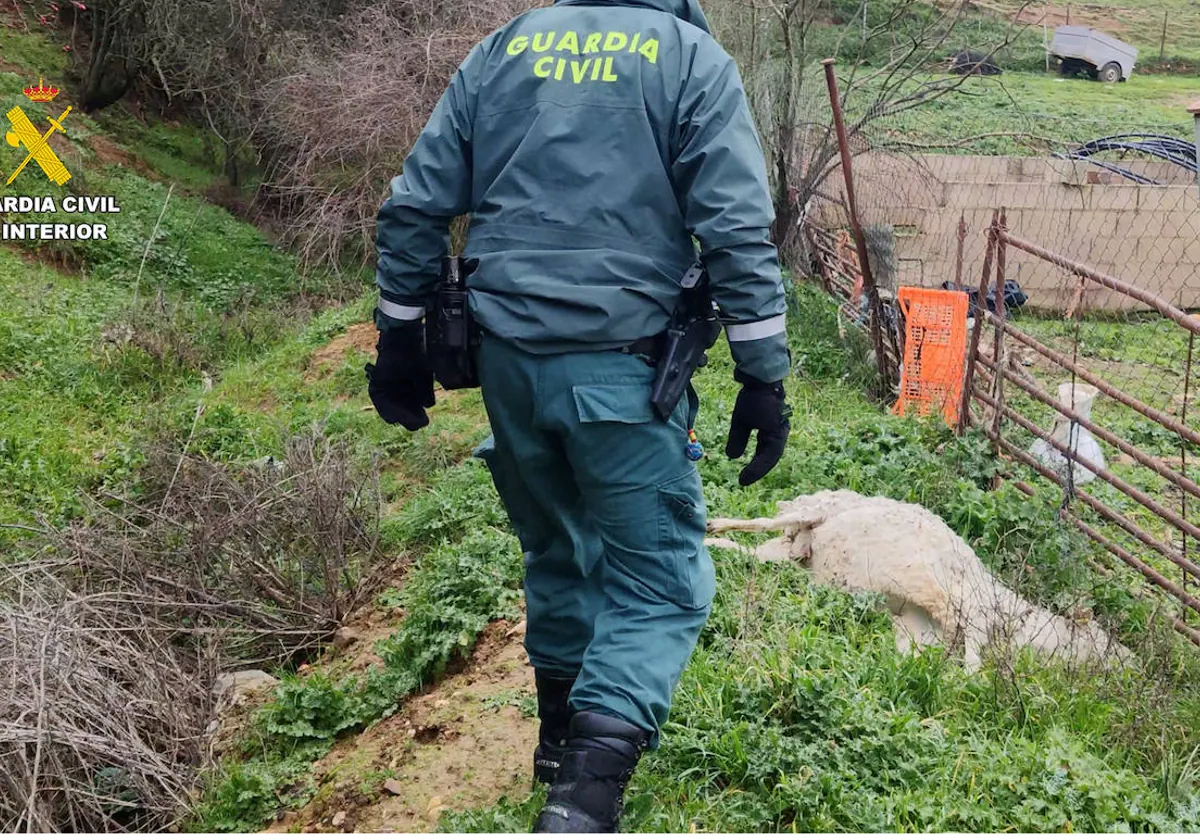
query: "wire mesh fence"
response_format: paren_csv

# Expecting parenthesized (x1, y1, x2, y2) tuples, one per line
(970, 215, 1200, 645)
(800, 59, 1200, 644)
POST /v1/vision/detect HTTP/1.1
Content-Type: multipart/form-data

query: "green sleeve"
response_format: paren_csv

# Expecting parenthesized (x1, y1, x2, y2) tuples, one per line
(375, 44, 484, 330)
(671, 43, 791, 383)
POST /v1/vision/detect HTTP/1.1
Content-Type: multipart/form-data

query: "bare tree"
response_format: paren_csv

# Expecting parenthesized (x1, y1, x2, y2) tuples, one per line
(704, 0, 1027, 263)
(255, 0, 546, 267)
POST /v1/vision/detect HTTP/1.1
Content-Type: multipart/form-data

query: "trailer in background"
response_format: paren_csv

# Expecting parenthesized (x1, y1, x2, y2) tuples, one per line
(1048, 26, 1138, 82)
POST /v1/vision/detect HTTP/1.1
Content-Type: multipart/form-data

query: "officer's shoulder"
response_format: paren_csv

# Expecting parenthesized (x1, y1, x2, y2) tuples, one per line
(673, 25, 737, 75)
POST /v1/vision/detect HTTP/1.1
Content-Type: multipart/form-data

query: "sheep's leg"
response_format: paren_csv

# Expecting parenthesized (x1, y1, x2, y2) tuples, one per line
(754, 536, 795, 563)
(963, 625, 989, 674)
(891, 602, 940, 656)
(704, 535, 798, 564)
(706, 516, 788, 535)
(707, 509, 831, 535)
(792, 530, 813, 562)
(892, 614, 915, 655)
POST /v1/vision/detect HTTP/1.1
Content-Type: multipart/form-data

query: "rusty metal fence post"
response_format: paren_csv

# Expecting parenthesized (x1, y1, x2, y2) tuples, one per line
(821, 58, 896, 393)
(957, 211, 998, 435)
(989, 210, 1008, 442)
(953, 214, 967, 291)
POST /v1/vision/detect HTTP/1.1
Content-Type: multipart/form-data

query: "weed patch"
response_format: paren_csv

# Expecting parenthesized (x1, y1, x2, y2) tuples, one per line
(189, 753, 321, 833)
(482, 688, 538, 718)
(194, 517, 524, 829)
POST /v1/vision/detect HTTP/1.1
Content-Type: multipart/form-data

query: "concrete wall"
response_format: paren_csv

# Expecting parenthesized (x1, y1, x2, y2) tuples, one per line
(817, 154, 1200, 311)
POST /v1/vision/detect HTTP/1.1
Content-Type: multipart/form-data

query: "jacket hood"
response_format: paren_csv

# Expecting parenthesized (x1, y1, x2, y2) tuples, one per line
(553, 0, 711, 33)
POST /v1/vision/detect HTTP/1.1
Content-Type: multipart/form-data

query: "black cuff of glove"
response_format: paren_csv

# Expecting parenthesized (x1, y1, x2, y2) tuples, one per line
(734, 370, 785, 393)
(375, 316, 426, 354)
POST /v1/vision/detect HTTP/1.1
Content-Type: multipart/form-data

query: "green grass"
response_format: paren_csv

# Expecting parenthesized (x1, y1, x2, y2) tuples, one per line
(0, 247, 140, 525)
(1017, 313, 1195, 420)
(90, 105, 226, 192)
(481, 688, 538, 718)
(0, 26, 68, 78)
(0, 62, 364, 535)
(856, 70, 1196, 154)
(817, 0, 1052, 72)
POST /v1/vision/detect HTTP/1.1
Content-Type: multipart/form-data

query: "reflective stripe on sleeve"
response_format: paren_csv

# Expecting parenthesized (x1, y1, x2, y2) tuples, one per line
(377, 296, 426, 321)
(726, 315, 786, 343)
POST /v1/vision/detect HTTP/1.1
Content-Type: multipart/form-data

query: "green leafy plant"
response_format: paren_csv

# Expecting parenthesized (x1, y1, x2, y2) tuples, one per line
(188, 756, 319, 833)
(482, 689, 538, 718)
(256, 673, 367, 747)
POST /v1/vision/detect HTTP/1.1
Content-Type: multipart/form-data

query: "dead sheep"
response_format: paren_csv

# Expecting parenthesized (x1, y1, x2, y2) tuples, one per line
(706, 490, 1132, 671)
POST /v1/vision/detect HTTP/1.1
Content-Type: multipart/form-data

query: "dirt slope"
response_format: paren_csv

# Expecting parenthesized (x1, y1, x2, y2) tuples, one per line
(267, 619, 537, 833)
(306, 324, 379, 382)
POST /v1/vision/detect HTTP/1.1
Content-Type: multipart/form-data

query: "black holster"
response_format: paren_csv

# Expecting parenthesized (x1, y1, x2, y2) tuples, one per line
(650, 265, 721, 421)
(427, 256, 482, 391)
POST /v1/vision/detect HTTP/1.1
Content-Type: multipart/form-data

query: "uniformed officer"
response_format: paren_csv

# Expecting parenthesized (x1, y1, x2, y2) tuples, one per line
(367, 0, 791, 831)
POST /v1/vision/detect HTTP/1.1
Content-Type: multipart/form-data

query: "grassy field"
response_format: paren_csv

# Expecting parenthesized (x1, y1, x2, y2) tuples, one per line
(980, 0, 1200, 68)
(856, 70, 1197, 154)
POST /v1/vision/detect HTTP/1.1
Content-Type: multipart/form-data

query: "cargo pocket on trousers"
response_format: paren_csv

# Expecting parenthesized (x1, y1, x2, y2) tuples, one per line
(572, 383, 656, 425)
(657, 472, 716, 611)
(572, 382, 712, 610)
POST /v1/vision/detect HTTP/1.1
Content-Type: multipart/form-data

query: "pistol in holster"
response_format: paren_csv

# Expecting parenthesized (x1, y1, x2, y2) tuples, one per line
(650, 264, 722, 421)
(427, 256, 482, 391)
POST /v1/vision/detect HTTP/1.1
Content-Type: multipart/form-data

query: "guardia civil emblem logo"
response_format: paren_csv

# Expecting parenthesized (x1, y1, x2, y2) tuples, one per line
(5, 78, 74, 186)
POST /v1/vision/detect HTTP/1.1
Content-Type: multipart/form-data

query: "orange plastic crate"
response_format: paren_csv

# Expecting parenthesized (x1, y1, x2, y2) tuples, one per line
(893, 287, 970, 427)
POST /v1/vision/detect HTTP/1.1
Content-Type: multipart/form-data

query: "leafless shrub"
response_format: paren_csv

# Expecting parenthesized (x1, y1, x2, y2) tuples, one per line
(65, 0, 542, 254)
(0, 586, 215, 832)
(98, 299, 206, 375)
(256, 0, 546, 267)
(51, 432, 385, 660)
(0, 430, 387, 831)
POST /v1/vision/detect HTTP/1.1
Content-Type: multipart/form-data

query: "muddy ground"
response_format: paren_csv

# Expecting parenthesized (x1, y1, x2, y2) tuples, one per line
(265, 620, 537, 834)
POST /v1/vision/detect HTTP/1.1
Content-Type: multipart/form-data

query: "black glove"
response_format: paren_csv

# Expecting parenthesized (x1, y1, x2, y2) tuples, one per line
(365, 321, 435, 431)
(725, 373, 792, 487)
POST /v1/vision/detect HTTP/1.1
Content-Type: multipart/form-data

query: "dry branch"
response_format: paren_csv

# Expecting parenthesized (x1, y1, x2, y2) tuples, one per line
(254, 1, 547, 266)
(0, 430, 385, 831)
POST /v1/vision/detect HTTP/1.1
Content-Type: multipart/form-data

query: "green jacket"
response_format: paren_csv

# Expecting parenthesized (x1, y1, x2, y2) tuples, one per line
(376, 0, 790, 383)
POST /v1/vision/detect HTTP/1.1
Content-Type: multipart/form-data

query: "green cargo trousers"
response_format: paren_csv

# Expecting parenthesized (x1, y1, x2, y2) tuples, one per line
(473, 331, 714, 742)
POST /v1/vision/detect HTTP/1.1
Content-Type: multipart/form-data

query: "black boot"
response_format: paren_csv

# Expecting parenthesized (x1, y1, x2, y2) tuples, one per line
(532, 711, 650, 833)
(533, 673, 575, 785)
